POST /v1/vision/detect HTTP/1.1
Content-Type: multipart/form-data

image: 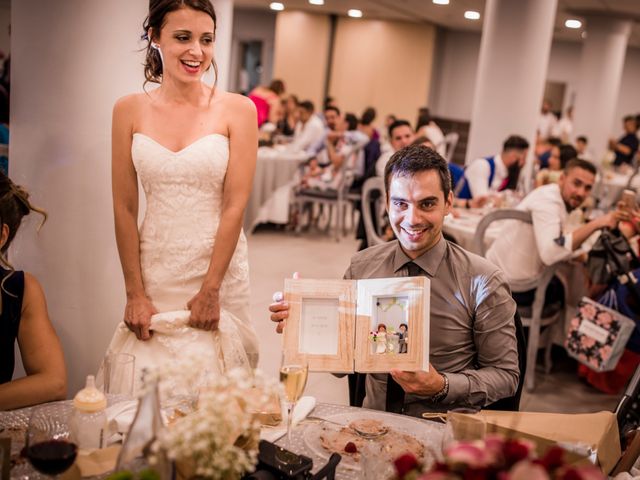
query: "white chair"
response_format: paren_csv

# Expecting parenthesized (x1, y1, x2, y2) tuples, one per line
(293, 146, 363, 241)
(443, 132, 459, 163)
(360, 177, 387, 247)
(472, 209, 566, 391)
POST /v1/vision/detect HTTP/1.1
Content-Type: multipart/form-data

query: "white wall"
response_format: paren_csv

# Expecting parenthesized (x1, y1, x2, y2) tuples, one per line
(229, 8, 276, 93)
(11, 0, 147, 396)
(430, 29, 640, 137)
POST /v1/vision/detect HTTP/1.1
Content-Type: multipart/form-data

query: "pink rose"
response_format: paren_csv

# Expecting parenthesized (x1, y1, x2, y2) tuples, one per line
(509, 460, 551, 480)
(590, 357, 601, 368)
(599, 345, 612, 360)
(445, 441, 490, 468)
(580, 337, 596, 349)
(570, 318, 580, 329)
(578, 354, 588, 363)
(595, 312, 613, 327)
(579, 304, 597, 320)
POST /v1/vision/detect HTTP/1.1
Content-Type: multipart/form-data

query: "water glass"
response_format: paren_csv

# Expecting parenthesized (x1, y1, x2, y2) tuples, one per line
(103, 352, 135, 398)
(442, 408, 486, 450)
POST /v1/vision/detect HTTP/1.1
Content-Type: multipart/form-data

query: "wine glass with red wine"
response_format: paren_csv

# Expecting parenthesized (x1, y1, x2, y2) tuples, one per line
(25, 403, 78, 477)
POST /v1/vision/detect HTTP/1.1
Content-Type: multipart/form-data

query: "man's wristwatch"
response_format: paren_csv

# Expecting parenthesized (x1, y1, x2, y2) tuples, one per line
(430, 373, 449, 403)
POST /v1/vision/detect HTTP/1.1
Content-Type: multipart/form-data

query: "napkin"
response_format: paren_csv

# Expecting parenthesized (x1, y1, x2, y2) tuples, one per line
(105, 399, 139, 437)
(260, 396, 316, 443)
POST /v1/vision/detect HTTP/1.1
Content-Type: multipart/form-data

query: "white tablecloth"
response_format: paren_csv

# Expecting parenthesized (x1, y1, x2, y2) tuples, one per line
(244, 146, 310, 232)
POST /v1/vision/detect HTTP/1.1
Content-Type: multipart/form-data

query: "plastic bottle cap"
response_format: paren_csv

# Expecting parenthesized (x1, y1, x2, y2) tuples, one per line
(73, 375, 107, 412)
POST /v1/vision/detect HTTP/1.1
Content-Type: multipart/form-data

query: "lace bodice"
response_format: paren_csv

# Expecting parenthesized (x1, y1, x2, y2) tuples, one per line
(131, 133, 249, 312)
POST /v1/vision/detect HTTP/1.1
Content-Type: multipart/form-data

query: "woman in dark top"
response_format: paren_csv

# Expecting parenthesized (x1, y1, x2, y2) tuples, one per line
(0, 172, 66, 409)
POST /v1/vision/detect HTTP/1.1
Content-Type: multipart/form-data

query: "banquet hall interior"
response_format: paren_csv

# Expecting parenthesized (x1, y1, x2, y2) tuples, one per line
(3, 0, 640, 475)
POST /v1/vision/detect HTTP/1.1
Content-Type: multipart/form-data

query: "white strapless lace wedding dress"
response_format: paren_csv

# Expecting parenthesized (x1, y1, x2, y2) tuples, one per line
(102, 133, 259, 392)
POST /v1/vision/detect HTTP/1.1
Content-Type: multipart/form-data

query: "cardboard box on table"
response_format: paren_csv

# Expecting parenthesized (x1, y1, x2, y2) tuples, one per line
(478, 410, 621, 474)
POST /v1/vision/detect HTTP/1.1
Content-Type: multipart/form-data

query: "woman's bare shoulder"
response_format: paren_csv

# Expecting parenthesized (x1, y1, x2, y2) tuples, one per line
(113, 91, 156, 114)
(215, 90, 255, 111)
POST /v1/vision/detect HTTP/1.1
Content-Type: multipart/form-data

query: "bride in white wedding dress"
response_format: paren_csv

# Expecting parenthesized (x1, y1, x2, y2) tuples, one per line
(105, 0, 259, 391)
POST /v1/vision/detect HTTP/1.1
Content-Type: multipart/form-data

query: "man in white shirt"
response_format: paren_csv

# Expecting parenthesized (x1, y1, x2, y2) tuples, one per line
(290, 100, 326, 155)
(537, 99, 558, 141)
(458, 135, 529, 199)
(552, 106, 573, 143)
(375, 120, 415, 177)
(487, 159, 624, 286)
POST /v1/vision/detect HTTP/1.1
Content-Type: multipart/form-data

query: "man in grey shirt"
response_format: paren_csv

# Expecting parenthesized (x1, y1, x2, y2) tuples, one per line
(270, 144, 519, 415)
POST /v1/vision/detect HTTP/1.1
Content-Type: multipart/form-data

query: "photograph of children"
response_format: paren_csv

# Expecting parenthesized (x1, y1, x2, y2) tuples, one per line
(370, 295, 409, 355)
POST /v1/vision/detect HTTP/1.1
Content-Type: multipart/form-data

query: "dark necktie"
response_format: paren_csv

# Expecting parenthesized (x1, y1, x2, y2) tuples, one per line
(385, 261, 423, 413)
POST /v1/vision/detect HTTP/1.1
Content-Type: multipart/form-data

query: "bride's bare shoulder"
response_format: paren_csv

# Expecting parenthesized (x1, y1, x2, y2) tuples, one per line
(215, 90, 255, 110)
(113, 90, 157, 114)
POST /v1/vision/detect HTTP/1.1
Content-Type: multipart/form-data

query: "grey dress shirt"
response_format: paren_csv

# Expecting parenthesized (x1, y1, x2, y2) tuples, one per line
(344, 236, 519, 415)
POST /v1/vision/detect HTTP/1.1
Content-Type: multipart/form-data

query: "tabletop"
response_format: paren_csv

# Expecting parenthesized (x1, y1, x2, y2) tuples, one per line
(1, 401, 444, 480)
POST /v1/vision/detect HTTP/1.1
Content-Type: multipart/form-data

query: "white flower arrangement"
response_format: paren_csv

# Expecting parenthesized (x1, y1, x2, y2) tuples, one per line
(144, 360, 280, 480)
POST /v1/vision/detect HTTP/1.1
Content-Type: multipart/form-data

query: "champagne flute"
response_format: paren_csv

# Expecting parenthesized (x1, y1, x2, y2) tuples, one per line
(279, 350, 309, 448)
(25, 403, 78, 478)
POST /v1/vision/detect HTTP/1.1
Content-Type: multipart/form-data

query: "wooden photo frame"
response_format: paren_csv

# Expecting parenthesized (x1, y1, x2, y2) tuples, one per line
(355, 277, 429, 372)
(283, 278, 356, 372)
(283, 276, 429, 373)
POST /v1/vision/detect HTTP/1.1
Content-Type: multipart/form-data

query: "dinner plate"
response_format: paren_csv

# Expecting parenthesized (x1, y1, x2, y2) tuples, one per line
(302, 410, 444, 472)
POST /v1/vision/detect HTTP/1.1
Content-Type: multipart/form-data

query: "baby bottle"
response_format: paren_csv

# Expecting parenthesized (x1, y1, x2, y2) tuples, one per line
(70, 375, 107, 450)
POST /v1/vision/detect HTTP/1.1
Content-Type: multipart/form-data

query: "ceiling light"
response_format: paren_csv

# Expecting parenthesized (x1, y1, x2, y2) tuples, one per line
(433, 0, 450, 5)
(270, 2, 284, 11)
(565, 19, 582, 29)
(464, 10, 480, 20)
(309, 0, 324, 4)
(348, 9, 363, 18)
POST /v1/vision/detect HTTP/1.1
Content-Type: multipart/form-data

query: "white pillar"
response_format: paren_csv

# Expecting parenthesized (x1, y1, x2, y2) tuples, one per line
(573, 17, 631, 164)
(212, 0, 234, 91)
(465, 0, 557, 189)
(10, 0, 146, 395)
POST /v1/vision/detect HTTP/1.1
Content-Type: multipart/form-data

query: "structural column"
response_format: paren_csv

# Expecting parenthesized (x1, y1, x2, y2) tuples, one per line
(573, 17, 631, 164)
(211, 0, 234, 91)
(465, 0, 557, 189)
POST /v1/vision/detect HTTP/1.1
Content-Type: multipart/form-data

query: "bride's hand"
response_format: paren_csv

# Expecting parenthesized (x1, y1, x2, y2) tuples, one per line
(124, 295, 158, 341)
(187, 288, 220, 331)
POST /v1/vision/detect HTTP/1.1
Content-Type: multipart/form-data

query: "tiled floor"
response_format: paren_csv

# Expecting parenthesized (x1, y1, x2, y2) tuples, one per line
(248, 228, 621, 414)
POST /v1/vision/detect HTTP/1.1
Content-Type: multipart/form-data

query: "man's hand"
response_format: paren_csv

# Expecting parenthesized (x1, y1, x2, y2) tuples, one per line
(269, 297, 289, 334)
(469, 195, 489, 209)
(598, 207, 629, 230)
(390, 363, 446, 397)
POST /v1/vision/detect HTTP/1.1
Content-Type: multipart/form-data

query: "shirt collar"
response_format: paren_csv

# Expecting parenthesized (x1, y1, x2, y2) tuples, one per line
(392, 235, 447, 277)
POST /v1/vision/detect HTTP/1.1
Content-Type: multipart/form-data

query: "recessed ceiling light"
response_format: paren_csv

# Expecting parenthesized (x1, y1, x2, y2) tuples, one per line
(565, 19, 582, 29)
(270, 2, 284, 11)
(433, 0, 450, 5)
(309, 0, 324, 4)
(464, 10, 480, 20)
(348, 9, 363, 18)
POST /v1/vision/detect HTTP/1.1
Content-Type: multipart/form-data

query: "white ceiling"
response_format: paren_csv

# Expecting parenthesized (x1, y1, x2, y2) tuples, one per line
(234, 0, 640, 47)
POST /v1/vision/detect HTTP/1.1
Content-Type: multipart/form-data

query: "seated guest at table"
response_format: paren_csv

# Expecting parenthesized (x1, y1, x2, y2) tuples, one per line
(415, 107, 446, 157)
(411, 136, 487, 210)
(575, 135, 592, 161)
(535, 143, 577, 187)
(0, 173, 66, 410)
(609, 115, 639, 168)
(272, 145, 520, 416)
(375, 119, 415, 177)
(486, 159, 625, 306)
(536, 136, 561, 170)
(457, 135, 529, 200)
(358, 107, 382, 183)
(301, 113, 368, 190)
(276, 94, 298, 137)
(290, 100, 326, 155)
(248, 79, 285, 127)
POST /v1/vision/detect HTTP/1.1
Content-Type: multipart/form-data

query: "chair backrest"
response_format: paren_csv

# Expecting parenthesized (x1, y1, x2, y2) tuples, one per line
(484, 310, 526, 411)
(361, 176, 387, 247)
(471, 208, 532, 256)
(443, 132, 459, 163)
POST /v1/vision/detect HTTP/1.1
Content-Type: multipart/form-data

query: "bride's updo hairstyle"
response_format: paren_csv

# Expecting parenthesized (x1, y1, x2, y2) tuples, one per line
(142, 0, 218, 86)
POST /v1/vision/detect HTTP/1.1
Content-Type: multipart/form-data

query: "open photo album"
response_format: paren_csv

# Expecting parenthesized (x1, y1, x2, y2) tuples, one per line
(282, 277, 430, 373)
